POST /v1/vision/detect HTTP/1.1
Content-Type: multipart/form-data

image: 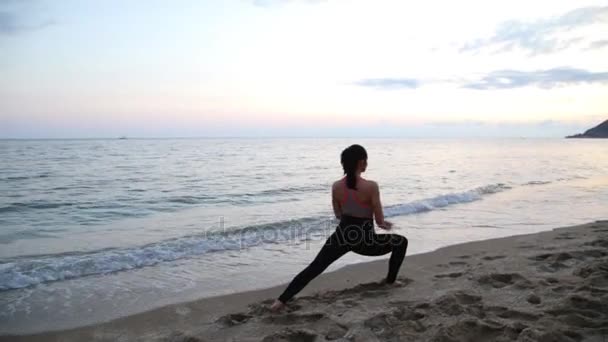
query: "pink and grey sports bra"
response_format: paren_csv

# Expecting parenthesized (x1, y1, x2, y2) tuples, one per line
(340, 178, 374, 219)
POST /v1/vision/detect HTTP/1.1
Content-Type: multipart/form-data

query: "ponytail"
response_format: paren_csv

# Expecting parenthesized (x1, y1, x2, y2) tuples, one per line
(340, 144, 367, 190)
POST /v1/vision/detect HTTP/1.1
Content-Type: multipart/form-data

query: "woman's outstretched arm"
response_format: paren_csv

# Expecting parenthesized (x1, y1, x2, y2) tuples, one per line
(370, 181, 392, 230)
(331, 182, 342, 219)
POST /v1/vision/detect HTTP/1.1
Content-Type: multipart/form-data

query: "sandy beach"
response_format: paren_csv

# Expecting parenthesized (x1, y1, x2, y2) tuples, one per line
(3, 220, 607, 342)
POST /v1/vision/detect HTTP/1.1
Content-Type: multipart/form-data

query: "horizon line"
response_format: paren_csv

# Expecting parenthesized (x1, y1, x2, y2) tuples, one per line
(0, 135, 573, 140)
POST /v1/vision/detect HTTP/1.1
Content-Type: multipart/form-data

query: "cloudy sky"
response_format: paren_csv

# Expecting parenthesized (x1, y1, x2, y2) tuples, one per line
(1, 0, 607, 138)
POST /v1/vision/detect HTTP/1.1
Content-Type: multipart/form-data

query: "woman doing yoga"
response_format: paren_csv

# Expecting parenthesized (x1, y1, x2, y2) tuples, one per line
(270, 144, 408, 312)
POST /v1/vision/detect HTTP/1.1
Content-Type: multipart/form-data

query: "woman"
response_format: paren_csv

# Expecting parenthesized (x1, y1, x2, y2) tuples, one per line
(271, 144, 408, 311)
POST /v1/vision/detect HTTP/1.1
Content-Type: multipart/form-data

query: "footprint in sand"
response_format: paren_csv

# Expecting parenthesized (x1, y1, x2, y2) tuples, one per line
(216, 313, 252, 327)
(261, 328, 317, 342)
(165, 332, 205, 342)
(438, 260, 472, 268)
(528, 252, 580, 273)
(432, 318, 518, 342)
(430, 291, 483, 317)
(434, 272, 464, 279)
(335, 278, 411, 296)
(555, 233, 576, 240)
(567, 294, 608, 314)
(339, 299, 359, 308)
(448, 261, 469, 266)
(413, 302, 431, 310)
(359, 290, 390, 298)
(543, 294, 608, 330)
(487, 306, 540, 321)
(529, 252, 574, 262)
(584, 239, 608, 248)
(580, 249, 608, 258)
(530, 250, 607, 274)
(364, 307, 427, 336)
(288, 278, 412, 310)
(518, 244, 536, 249)
(384, 301, 427, 321)
(589, 222, 608, 232)
(476, 273, 533, 289)
(482, 255, 506, 261)
(575, 285, 608, 295)
(574, 261, 608, 288)
(537, 277, 560, 287)
(324, 325, 348, 341)
(262, 312, 325, 325)
(551, 285, 576, 294)
(527, 294, 541, 305)
(364, 311, 401, 333)
(519, 328, 585, 342)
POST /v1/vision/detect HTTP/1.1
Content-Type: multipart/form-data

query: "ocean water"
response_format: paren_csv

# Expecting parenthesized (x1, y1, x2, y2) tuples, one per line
(1, 138, 607, 333)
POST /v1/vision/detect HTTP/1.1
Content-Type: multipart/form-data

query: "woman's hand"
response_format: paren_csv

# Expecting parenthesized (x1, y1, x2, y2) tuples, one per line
(378, 220, 393, 230)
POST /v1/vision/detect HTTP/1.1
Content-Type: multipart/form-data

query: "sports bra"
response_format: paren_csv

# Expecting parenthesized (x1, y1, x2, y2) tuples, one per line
(340, 178, 374, 219)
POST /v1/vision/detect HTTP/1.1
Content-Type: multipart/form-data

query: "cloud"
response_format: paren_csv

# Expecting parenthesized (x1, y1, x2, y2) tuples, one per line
(588, 40, 608, 50)
(0, 11, 53, 35)
(354, 78, 420, 90)
(0, 0, 54, 36)
(0, 10, 18, 34)
(462, 6, 608, 55)
(354, 68, 608, 91)
(0, 0, 26, 6)
(463, 67, 608, 90)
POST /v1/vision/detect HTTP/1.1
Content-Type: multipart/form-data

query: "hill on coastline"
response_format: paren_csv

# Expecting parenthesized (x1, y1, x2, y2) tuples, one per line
(566, 119, 608, 138)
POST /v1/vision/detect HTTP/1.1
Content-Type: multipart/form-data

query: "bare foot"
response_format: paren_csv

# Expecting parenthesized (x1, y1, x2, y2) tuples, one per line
(270, 299, 286, 312)
(380, 278, 404, 287)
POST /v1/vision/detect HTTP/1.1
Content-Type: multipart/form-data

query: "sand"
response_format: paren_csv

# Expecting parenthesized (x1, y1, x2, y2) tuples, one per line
(2, 220, 607, 342)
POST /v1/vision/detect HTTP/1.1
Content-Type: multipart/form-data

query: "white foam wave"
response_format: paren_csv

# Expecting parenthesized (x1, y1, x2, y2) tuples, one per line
(0, 219, 325, 291)
(0, 183, 512, 291)
(384, 183, 511, 217)
(523, 180, 552, 186)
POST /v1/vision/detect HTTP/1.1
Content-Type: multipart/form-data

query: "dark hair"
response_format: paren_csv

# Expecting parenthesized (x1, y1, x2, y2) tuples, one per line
(341, 144, 367, 190)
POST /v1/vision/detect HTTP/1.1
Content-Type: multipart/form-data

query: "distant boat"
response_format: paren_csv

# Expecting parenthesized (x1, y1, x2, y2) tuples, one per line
(118, 136, 128, 140)
(566, 119, 608, 138)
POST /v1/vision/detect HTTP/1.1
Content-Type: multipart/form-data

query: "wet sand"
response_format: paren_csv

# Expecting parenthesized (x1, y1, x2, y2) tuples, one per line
(2, 220, 607, 342)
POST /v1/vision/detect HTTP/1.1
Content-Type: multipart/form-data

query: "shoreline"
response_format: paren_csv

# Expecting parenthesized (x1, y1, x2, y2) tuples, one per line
(2, 220, 607, 341)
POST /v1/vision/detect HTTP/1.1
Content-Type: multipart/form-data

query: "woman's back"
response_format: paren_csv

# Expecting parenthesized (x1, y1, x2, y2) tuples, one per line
(333, 177, 375, 218)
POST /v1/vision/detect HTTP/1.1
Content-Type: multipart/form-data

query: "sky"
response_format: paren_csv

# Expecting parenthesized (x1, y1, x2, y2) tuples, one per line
(1, 0, 607, 138)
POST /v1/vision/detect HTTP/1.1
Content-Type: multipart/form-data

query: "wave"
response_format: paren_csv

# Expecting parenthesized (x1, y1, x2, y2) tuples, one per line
(384, 183, 510, 217)
(0, 183, 511, 291)
(0, 217, 329, 291)
(0, 173, 51, 182)
(522, 180, 552, 186)
(0, 184, 328, 216)
(245, 184, 328, 197)
(0, 201, 75, 213)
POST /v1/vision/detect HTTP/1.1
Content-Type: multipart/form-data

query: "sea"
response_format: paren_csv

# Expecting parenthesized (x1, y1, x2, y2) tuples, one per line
(1, 138, 607, 334)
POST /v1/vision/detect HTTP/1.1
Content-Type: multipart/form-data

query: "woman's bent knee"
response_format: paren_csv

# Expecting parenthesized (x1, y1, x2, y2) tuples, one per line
(394, 235, 408, 249)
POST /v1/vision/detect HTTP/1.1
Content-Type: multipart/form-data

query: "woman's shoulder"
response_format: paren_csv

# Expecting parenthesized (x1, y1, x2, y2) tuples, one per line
(332, 177, 378, 190)
(332, 178, 345, 190)
(360, 178, 378, 188)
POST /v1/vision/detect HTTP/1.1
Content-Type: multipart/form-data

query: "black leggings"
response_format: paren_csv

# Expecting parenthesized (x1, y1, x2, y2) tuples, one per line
(278, 215, 408, 303)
